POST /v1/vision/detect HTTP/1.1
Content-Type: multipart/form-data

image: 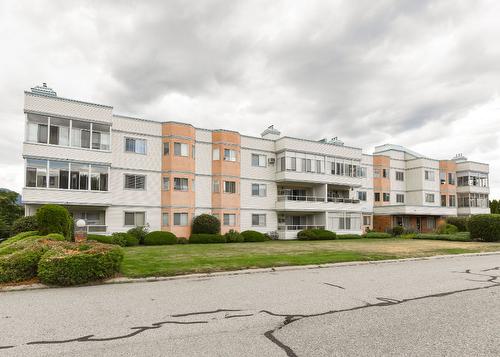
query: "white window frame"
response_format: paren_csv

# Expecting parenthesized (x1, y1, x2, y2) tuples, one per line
(125, 137, 147, 155)
(223, 213, 236, 226)
(224, 181, 236, 194)
(251, 183, 267, 197)
(124, 174, 146, 190)
(174, 142, 189, 157)
(223, 149, 237, 162)
(251, 153, 266, 167)
(251, 214, 266, 227)
(124, 211, 146, 227)
(173, 212, 189, 226)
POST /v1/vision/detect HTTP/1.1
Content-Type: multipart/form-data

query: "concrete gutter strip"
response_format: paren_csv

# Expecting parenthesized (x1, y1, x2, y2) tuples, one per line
(2, 251, 500, 293)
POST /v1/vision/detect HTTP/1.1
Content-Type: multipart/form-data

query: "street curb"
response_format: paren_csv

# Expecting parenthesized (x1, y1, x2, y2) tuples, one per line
(2, 251, 500, 293)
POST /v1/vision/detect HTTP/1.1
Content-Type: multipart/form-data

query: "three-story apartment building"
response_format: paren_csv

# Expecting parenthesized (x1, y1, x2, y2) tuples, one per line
(21, 85, 490, 238)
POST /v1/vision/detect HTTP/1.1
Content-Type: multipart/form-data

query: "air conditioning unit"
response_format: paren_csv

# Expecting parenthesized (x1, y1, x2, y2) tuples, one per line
(268, 158, 276, 165)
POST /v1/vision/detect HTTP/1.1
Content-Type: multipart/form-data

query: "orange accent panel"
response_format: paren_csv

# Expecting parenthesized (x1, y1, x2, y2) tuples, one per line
(439, 160, 457, 196)
(373, 155, 391, 206)
(373, 215, 391, 232)
(161, 208, 194, 238)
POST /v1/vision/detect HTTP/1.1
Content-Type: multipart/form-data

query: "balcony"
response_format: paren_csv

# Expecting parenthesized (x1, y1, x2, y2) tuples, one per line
(276, 194, 360, 211)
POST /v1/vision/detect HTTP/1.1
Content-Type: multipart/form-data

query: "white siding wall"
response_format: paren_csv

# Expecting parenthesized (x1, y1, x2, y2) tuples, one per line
(240, 209, 277, 233)
(195, 176, 212, 208)
(106, 206, 161, 233)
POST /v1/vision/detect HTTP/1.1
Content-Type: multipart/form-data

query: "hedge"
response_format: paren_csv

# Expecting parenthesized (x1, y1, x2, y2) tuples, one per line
(413, 232, 471, 242)
(469, 214, 500, 242)
(177, 237, 189, 244)
(436, 223, 459, 235)
(241, 230, 268, 242)
(144, 231, 177, 245)
(336, 234, 362, 239)
(11, 216, 38, 235)
(446, 216, 469, 232)
(391, 226, 405, 236)
(127, 226, 149, 245)
(189, 234, 226, 244)
(0, 240, 48, 283)
(0, 231, 39, 248)
(35, 204, 73, 240)
(224, 229, 244, 243)
(363, 232, 392, 238)
(37, 242, 124, 286)
(192, 214, 220, 234)
(88, 233, 139, 247)
(297, 229, 336, 240)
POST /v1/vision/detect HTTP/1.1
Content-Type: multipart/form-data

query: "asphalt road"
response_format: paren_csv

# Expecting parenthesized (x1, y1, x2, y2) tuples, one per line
(1, 254, 500, 356)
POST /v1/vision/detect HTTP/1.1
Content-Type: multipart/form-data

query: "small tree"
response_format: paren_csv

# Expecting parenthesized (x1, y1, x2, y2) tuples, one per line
(11, 216, 38, 235)
(35, 204, 73, 240)
(0, 190, 23, 238)
(192, 214, 220, 234)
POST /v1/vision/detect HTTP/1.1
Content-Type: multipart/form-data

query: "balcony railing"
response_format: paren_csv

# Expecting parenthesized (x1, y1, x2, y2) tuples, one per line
(278, 224, 325, 231)
(87, 225, 107, 233)
(277, 195, 360, 204)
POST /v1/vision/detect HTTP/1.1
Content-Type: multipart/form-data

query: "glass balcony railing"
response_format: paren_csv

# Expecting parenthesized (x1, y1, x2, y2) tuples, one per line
(277, 195, 360, 204)
(278, 224, 325, 231)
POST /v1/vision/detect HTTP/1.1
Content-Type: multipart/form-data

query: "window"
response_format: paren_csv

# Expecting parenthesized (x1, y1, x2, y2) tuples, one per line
(383, 193, 390, 202)
(280, 157, 286, 171)
(212, 179, 220, 193)
(124, 212, 145, 226)
(396, 194, 404, 203)
(213, 148, 220, 160)
(192, 145, 195, 159)
(382, 169, 388, 178)
(174, 142, 188, 157)
(427, 217, 436, 230)
(163, 142, 170, 155)
(363, 215, 371, 226)
(124, 174, 146, 190)
(440, 172, 446, 184)
(330, 212, 361, 231)
(162, 213, 169, 226)
(162, 177, 170, 190)
(72, 120, 91, 149)
(357, 191, 367, 201)
(26, 159, 47, 188)
(441, 195, 447, 207)
(251, 183, 267, 197)
(251, 154, 266, 167)
(290, 157, 297, 171)
(49, 161, 69, 189)
(224, 181, 236, 193)
(70, 163, 89, 190)
(223, 213, 236, 226)
(125, 138, 146, 154)
(425, 170, 435, 181)
(374, 192, 380, 202)
(336, 162, 344, 175)
(90, 165, 108, 191)
(448, 173, 455, 185)
(173, 213, 188, 226)
(449, 195, 456, 207)
(224, 149, 237, 161)
(305, 159, 312, 172)
(316, 160, 322, 173)
(356, 166, 367, 177)
(174, 178, 188, 191)
(396, 171, 404, 181)
(252, 214, 266, 227)
(425, 193, 435, 203)
(49, 117, 70, 146)
(92, 123, 110, 150)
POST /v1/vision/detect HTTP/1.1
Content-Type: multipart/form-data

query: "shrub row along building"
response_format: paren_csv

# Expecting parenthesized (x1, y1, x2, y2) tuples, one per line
(22, 84, 491, 239)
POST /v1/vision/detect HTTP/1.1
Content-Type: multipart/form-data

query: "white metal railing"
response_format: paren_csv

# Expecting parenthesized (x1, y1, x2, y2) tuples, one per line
(277, 225, 325, 231)
(277, 195, 360, 204)
(87, 225, 107, 233)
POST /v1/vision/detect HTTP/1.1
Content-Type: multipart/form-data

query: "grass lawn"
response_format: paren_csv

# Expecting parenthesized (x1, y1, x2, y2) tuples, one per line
(121, 238, 500, 278)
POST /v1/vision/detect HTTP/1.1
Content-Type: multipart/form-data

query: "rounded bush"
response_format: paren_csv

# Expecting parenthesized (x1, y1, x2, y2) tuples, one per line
(192, 214, 220, 234)
(437, 223, 459, 235)
(446, 217, 469, 232)
(37, 242, 124, 286)
(364, 232, 392, 238)
(177, 237, 189, 244)
(11, 216, 38, 235)
(297, 229, 336, 240)
(115, 232, 139, 246)
(189, 234, 226, 244)
(241, 230, 268, 242)
(45, 233, 66, 241)
(224, 229, 244, 243)
(469, 214, 500, 242)
(0, 231, 39, 248)
(127, 226, 149, 245)
(144, 231, 177, 245)
(35, 204, 72, 240)
(336, 234, 362, 239)
(391, 226, 405, 236)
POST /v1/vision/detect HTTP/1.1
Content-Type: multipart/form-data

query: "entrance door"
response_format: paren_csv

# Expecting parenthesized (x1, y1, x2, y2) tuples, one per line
(416, 217, 421, 232)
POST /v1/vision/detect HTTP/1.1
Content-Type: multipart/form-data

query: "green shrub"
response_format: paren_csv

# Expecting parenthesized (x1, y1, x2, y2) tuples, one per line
(437, 223, 459, 235)
(265, 231, 279, 240)
(468, 214, 500, 242)
(0, 240, 48, 283)
(45, 233, 66, 241)
(391, 226, 405, 236)
(336, 234, 362, 239)
(11, 216, 38, 235)
(224, 229, 244, 243)
(127, 226, 149, 244)
(446, 216, 469, 232)
(413, 232, 471, 242)
(400, 233, 417, 239)
(192, 214, 220, 234)
(363, 232, 393, 238)
(241, 230, 268, 242)
(144, 231, 177, 245)
(0, 231, 39, 248)
(87, 234, 114, 245)
(115, 232, 139, 246)
(297, 229, 336, 240)
(189, 234, 226, 244)
(37, 242, 123, 286)
(177, 237, 188, 244)
(35, 204, 72, 240)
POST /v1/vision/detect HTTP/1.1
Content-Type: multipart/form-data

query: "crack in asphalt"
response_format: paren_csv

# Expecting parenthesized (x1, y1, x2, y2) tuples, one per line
(323, 282, 345, 289)
(5, 267, 500, 356)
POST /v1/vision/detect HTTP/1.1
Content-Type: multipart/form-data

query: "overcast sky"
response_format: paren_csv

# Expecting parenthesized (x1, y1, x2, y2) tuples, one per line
(1, 0, 499, 197)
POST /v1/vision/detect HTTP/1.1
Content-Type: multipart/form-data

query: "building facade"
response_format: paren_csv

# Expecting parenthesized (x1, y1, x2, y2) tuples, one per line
(22, 85, 491, 238)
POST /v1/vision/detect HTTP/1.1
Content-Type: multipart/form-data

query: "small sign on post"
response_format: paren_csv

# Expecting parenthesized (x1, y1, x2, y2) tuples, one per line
(75, 219, 87, 243)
